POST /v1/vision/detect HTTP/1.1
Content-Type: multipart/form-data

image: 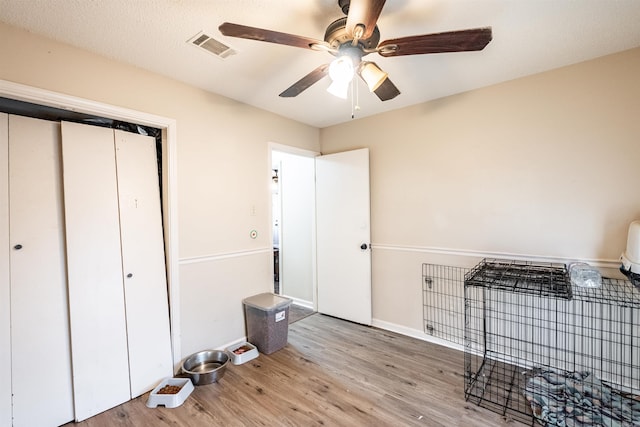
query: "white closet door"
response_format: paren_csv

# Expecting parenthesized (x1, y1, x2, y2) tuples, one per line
(9, 115, 74, 426)
(114, 129, 173, 397)
(61, 121, 131, 421)
(0, 113, 10, 427)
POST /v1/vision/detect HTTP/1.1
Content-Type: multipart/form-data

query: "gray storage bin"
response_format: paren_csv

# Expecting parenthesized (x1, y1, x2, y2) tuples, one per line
(243, 293, 292, 354)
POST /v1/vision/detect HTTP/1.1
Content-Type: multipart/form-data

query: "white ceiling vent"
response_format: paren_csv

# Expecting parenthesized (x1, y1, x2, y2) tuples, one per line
(188, 32, 236, 59)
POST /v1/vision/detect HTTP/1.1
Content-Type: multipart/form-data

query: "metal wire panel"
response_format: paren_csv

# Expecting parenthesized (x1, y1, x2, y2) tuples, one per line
(422, 263, 468, 346)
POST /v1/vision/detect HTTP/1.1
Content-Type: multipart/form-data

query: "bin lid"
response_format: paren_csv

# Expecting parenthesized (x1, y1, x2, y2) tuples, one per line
(243, 293, 292, 311)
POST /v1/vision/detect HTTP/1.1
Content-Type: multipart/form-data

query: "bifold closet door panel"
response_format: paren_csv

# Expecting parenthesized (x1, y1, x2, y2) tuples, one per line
(0, 113, 10, 427)
(8, 115, 74, 426)
(114, 129, 173, 397)
(61, 121, 131, 422)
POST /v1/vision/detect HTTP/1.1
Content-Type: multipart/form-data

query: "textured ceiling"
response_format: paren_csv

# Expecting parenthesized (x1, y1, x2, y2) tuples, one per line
(2, 0, 640, 128)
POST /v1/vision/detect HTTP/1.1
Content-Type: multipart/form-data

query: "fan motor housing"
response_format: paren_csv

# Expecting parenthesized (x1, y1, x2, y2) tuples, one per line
(324, 17, 380, 52)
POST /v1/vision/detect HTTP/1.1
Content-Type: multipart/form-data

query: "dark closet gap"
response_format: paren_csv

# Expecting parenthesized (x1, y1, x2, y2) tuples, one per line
(0, 96, 164, 201)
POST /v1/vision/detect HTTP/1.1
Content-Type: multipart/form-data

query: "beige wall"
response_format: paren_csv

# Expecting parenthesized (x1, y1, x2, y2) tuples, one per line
(0, 22, 320, 358)
(3, 19, 640, 358)
(321, 47, 640, 335)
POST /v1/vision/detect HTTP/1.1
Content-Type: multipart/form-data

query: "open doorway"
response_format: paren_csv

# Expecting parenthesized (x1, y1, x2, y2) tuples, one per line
(270, 145, 317, 315)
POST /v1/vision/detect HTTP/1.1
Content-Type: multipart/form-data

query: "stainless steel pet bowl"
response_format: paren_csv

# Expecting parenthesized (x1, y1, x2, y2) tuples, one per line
(181, 350, 229, 385)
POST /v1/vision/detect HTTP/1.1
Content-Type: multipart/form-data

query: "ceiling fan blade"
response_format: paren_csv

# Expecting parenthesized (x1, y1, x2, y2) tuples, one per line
(378, 27, 492, 57)
(373, 77, 400, 101)
(219, 22, 326, 50)
(346, 0, 386, 40)
(279, 64, 330, 98)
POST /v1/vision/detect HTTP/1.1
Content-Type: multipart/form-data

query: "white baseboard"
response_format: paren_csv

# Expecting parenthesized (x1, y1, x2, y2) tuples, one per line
(371, 318, 464, 353)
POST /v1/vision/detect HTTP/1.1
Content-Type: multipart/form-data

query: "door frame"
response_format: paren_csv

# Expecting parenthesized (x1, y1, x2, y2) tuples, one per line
(0, 79, 182, 368)
(0, 113, 10, 427)
(268, 142, 319, 310)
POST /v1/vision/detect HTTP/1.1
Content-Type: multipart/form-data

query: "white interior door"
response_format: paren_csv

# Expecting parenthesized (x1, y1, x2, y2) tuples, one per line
(61, 121, 131, 421)
(114, 129, 173, 397)
(315, 148, 372, 325)
(0, 113, 11, 427)
(9, 115, 74, 426)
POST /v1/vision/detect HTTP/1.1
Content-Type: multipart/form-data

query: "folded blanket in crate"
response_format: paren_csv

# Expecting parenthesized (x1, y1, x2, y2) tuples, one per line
(524, 367, 640, 426)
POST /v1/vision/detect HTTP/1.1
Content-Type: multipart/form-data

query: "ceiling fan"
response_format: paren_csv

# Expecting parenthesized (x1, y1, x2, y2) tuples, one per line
(219, 0, 492, 101)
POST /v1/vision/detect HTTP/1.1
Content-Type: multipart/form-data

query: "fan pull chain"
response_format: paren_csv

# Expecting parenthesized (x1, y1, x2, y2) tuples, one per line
(351, 81, 355, 119)
(351, 80, 360, 120)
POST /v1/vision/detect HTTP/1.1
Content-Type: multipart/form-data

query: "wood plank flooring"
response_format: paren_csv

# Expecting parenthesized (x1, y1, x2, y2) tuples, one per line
(65, 314, 528, 426)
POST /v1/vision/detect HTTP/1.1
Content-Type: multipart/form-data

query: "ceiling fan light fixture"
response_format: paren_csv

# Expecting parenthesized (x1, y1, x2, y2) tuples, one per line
(359, 61, 388, 92)
(219, 1, 493, 103)
(328, 55, 355, 84)
(327, 79, 350, 99)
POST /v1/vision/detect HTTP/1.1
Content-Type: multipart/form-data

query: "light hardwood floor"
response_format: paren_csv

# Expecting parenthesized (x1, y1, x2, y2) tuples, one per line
(66, 314, 529, 426)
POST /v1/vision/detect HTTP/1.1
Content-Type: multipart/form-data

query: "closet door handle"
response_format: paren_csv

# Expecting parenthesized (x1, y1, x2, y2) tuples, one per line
(126, 273, 133, 278)
(14, 244, 23, 250)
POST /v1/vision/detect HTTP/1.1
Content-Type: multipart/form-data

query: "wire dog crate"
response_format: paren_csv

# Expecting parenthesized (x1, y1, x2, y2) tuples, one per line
(464, 258, 640, 426)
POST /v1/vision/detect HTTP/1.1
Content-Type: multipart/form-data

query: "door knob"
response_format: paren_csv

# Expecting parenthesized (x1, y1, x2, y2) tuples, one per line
(14, 244, 23, 250)
(126, 273, 133, 278)
(360, 243, 368, 250)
